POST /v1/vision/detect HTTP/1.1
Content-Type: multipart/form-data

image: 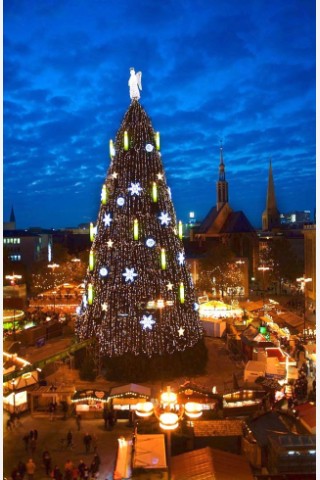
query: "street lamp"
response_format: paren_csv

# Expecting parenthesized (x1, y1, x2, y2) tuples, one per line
(296, 276, 312, 336)
(135, 386, 202, 479)
(5, 273, 22, 340)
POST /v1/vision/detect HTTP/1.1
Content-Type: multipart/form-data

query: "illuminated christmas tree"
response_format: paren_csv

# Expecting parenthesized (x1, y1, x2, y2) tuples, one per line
(76, 71, 204, 376)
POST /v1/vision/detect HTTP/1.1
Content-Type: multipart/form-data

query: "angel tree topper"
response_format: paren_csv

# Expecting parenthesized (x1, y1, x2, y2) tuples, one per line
(129, 67, 142, 100)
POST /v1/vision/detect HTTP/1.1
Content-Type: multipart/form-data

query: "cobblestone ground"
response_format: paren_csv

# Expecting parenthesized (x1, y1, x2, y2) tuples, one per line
(3, 414, 132, 480)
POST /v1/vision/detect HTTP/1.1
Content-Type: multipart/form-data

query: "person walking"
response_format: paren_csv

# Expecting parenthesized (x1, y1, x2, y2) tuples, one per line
(26, 459, 36, 480)
(33, 429, 38, 441)
(78, 460, 86, 479)
(83, 433, 92, 454)
(67, 430, 73, 449)
(17, 460, 26, 479)
(42, 449, 52, 476)
(64, 459, 74, 480)
(52, 466, 63, 480)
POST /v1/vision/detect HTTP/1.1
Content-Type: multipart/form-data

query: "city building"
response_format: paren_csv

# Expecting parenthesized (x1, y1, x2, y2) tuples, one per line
(190, 146, 258, 286)
(280, 210, 311, 226)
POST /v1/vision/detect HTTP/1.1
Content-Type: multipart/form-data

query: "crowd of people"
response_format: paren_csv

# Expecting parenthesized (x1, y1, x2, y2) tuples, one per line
(9, 428, 102, 480)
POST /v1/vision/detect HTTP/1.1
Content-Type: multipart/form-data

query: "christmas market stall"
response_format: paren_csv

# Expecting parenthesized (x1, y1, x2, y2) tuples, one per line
(178, 381, 221, 413)
(3, 352, 39, 414)
(108, 383, 151, 419)
(72, 389, 109, 418)
(223, 389, 266, 417)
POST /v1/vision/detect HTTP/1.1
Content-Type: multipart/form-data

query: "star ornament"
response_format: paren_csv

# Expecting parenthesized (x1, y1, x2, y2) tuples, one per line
(158, 212, 171, 226)
(111, 172, 118, 179)
(122, 267, 138, 283)
(177, 252, 185, 266)
(140, 314, 156, 330)
(103, 213, 112, 227)
(178, 327, 185, 336)
(128, 182, 143, 196)
(157, 173, 163, 180)
(166, 282, 173, 291)
(101, 302, 108, 312)
(107, 239, 114, 248)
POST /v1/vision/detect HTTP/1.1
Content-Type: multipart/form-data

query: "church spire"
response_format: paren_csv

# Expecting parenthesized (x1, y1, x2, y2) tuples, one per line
(10, 206, 16, 223)
(262, 159, 280, 231)
(216, 144, 229, 210)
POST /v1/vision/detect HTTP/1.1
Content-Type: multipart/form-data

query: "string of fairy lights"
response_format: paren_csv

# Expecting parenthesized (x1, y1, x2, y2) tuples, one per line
(76, 100, 203, 357)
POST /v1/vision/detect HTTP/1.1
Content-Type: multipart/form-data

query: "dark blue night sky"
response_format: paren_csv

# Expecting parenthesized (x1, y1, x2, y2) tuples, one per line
(4, 0, 316, 229)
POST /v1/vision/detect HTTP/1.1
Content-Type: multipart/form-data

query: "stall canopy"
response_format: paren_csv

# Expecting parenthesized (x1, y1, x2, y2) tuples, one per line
(178, 381, 219, 403)
(171, 447, 254, 480)
(133, 434, 167, 470)
(72, 389, 109, 403)
(109, 383, 151, 399)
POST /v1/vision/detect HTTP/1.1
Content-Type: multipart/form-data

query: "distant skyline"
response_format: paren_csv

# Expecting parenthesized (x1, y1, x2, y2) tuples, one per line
(4, 0, 316, 229)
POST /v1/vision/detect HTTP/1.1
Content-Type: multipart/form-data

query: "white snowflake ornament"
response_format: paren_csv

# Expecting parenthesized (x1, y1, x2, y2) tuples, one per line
(158, 212, 171, 226)
(177, 252, 185, 266)
(140, 314, 156, 330)
(128, 182, 143, 196)
(103, 213, 112, 227)
(122, 267, 138, 283)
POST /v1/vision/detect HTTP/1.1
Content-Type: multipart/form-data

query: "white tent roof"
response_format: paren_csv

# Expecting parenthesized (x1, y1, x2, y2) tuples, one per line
(109, 383, 151, 398)
(133, 434, 167, 470)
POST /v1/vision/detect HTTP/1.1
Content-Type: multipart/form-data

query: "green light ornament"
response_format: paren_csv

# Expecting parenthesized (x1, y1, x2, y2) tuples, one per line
(89, 250, 94, 271)
(88, 284, 94, 305)
(101, 185, 108, 204)
(124, 131, 129, 151)
(179, 282, 185, 304)
(152, 182, 158, 202)
(161, 248, 166, 270)
(134, 219, 139, 240)
(155, 131, 160, 150)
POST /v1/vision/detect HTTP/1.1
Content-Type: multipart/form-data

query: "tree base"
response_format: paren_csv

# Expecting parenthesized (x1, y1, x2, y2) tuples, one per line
(103, 338, 208, 383)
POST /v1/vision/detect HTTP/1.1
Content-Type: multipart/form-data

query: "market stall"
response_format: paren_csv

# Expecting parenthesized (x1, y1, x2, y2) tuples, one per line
(72, 389, 109, 418)
(178, 381, 220, 412)
(3, 352, 39, 413)
(223, 389, 265, 416)
(108, 383, 151, 419)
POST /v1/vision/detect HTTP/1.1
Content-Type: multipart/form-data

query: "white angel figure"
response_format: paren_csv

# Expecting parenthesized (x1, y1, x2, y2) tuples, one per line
(128, 67, 142, 100)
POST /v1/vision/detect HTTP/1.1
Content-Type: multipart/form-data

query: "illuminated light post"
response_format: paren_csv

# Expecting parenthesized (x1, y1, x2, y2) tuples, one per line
(296, 276, 312, 336)
(5, 273, 22, 340)
(135, 386, 202, 479)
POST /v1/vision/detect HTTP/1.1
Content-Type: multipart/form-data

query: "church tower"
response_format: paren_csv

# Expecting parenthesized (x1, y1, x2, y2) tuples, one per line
(262, 160, 280, 231)
(216, 145, 229, 210)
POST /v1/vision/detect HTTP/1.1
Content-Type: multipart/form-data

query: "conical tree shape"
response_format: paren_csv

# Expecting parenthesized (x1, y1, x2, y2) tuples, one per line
(76, 100, 203, 359)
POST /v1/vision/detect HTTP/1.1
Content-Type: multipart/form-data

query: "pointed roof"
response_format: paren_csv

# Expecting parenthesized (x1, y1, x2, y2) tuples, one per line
(218, 145, 226, 182)
(197, 206, 220, 233)
(10, 206, 16, 223)
(266, 159, 278, 211)
(221, 211, 256, 233)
